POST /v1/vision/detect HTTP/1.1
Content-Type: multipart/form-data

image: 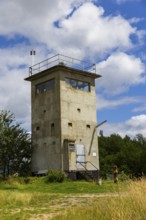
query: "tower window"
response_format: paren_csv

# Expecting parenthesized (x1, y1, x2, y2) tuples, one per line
(36, 79, 55, 94)
(66, 78, 90, 92)
(77, 108, 81, 112)
(86, 124, 90, 128)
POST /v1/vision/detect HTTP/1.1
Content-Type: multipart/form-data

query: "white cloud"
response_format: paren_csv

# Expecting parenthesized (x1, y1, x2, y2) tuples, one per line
(0, 1, 143, 57)
(116, 0, 140, 4)
(0, 45, 31, 130)
(96, 52, 145, 95)
(133, 104, 146, 112)
(96, 94, 142, 110)
(54, 2, 139, 56)
(101, 114, 146, 138)
(126, 114, 146, 126)
(0, 68, 31, 130)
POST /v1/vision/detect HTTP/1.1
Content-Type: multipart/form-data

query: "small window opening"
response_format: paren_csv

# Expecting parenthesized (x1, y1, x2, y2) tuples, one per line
(36, 126, 40, 131)
(51, 123, 55, 136)
(68, 122, 72, 127)
(86, 124, 90, 128)
(77, 108, 81, 112)
(44, 110, 46, 113)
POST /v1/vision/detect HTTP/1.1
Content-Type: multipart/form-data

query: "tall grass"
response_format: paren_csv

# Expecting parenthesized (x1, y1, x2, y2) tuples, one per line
(0, 191, 33, 207)
(53, 179, 146, 220)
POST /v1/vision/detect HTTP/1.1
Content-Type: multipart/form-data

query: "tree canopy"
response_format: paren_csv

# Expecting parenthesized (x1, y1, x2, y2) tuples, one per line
(0, 110, 31, 177)
(99, 133, 146, 178)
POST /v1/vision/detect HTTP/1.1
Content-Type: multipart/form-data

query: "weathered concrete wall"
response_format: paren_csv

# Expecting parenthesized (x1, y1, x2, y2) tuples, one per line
(60, 70, 99, 171)
(31, 71, 62, 173)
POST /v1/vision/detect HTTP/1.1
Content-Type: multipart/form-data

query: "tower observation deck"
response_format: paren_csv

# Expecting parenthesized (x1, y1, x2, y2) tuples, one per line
(29, 54, 97, 76)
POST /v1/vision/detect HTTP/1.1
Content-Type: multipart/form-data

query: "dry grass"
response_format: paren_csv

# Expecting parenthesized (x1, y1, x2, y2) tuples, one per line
(0, 191, 33, 207)
(1, 178, 146, 220)
(53, 179, 146, 220)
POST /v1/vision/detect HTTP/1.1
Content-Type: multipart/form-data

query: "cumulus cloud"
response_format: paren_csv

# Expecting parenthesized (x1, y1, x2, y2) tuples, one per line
(0, 45, 31, 129)
(0, 1, 143, 57)
(0, 0, 145, 136)
(96, 52, 145, 95)
(54, 2, 140, 56)
(101, 114, 146, 138)
(0, 68, 31, 129)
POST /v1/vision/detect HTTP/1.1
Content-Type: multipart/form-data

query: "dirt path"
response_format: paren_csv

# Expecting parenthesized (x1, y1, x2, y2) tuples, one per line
(28, 192, 126, 220)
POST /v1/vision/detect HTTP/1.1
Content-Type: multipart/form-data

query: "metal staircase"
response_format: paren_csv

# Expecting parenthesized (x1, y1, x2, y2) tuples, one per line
(76, 161, 99, 181)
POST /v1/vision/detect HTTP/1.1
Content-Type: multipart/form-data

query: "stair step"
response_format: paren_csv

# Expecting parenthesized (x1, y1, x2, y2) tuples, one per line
(77, 170, 98, 181)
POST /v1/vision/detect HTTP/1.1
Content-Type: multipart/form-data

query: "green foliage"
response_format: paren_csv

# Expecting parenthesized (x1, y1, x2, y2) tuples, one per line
(119, 171, 130, 181)
(99, 133, 146, 178)
(46, 170, 67, 183)
(0, 110, 32, 177)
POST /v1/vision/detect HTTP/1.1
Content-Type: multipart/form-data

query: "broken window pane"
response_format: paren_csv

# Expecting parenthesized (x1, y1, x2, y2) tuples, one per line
(66, 78, 90, 92)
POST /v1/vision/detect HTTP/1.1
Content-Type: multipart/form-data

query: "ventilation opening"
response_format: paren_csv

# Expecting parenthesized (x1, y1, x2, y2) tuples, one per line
(68, 122, 72, 127)
(77, 108, 81, 112)
(36, 126, 40, 131)
(86, 124, 90, 128)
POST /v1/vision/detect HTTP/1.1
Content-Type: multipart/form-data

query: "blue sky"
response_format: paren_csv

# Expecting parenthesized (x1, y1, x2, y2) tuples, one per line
(0, 0, 145, 137)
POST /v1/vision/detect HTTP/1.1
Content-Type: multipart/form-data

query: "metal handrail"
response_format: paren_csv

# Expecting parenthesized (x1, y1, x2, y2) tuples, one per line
(76, 161, 87, 170)
(29, 54, 96, 76)
(86, 161, 99, 171)
(76, 161, 98, 171)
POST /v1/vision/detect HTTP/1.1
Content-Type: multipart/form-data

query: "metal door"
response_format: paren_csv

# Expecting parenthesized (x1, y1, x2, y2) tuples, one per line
(76, 144, 85, 170)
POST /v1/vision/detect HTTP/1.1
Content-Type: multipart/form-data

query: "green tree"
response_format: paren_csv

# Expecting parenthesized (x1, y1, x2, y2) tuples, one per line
(99, 133, 146, 178)
(0, 110, 31, 177)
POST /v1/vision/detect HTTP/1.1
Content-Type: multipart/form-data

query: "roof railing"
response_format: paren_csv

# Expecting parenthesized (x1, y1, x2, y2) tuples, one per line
(29, 54, 96, 76)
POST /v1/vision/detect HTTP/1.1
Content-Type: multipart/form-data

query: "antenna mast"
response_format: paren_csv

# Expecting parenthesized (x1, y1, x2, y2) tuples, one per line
(30, 49, 36, 66)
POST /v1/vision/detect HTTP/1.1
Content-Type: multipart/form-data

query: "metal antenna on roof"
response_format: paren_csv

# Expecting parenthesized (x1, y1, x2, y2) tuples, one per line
(30, 49, 36, 66)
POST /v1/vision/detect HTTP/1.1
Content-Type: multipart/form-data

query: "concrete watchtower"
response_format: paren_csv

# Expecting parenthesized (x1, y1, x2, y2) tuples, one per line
(25, 54, 101, 180)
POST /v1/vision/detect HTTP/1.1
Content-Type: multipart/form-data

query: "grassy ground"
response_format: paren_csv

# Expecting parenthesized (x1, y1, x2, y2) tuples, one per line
(0, 176, 124, 193)
(53, 179, 146, 220)
(0, 177, 125, 219)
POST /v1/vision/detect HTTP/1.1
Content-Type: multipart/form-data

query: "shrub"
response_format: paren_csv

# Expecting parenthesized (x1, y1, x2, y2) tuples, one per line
(46, 170, 66, 183)
(23, 177, 30, 184)
(119, 171, 130, 181)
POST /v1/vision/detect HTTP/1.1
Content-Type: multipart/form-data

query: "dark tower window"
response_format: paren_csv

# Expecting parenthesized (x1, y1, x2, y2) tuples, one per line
(36, 79, 55, 94)
(86, 124, 90, 128)
(66, 78, 90, 92)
